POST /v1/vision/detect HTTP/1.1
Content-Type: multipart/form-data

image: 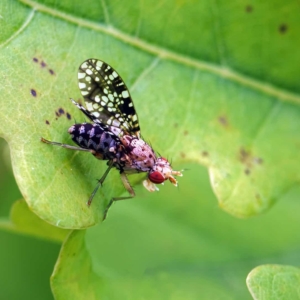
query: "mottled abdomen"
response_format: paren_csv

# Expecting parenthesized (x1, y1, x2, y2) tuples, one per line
(68, 123, 122, 161)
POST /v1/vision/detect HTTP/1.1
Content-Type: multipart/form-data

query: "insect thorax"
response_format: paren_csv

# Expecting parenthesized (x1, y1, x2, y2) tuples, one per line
(121, 135, 157, 172)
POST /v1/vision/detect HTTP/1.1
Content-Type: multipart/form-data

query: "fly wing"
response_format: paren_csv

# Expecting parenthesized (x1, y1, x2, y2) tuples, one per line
(77, 59, 140, 137)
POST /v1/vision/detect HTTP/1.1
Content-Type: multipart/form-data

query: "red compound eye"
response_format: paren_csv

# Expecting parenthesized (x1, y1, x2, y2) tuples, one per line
(149, 171, 165, 184)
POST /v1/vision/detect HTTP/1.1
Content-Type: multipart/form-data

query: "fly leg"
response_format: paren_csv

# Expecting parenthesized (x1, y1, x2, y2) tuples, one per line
(87, 161, 114, 207)
(41, 137, 96, 154)
(103, 172, 135, 220)
(42, 137, 134, 221)
(42, 137, 115, 211)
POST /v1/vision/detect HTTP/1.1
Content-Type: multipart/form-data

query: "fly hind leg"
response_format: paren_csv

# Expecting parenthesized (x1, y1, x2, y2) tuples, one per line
(41, 137, 96, 154)
(103, 172, 135, 220)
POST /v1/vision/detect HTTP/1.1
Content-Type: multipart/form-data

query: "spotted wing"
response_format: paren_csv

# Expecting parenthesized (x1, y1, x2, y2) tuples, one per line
(77, 59, 140, 137)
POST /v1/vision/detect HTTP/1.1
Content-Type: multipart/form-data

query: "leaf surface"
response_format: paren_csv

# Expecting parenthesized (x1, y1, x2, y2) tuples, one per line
(1, 0, 299, 232)
(247, 265, 300, 300)
(0, 199, 69, 242)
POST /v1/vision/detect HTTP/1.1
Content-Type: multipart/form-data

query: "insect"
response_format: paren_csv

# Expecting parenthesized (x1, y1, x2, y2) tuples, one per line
(41, 59, 182, 219)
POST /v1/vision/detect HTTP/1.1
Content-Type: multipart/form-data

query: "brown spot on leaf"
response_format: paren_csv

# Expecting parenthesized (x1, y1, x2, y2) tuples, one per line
(245, 5, 253, 13)
(66, 112, 71, 120)
(49, 69, 55, 75)
(30, 89, 37, 97)
(218, 115, 229, 127)
(180, 152, 186, 158)
(40, 61, 47, 68)
(245, 169, 251, 175)
(55, 108, 66, 117)
(58, 108, 65, 115)
(33, 57, 39, 63)
(239, 147, 250, 163)
(254, 157, 263, 164)
(45, 120, 50, 125)
(202, 151, 209, 157)
(239, 147, 263, 174)
(279, 23, 288, 34)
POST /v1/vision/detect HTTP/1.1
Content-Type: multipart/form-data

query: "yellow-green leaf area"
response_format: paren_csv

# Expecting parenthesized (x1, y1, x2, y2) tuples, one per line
(51, 230, 102, 300)
(0, 199, 69, 242)
(247, 265, 300, 300)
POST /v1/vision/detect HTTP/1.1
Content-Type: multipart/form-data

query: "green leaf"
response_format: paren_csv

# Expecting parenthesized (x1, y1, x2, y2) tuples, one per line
(2, 1, 300, 298)
(51, 230, 102, 300)
(0, 199, 69, 242)
(1, 0, 299, 228)
(247, 265, 300, 300)
(50, 164, 300, 299)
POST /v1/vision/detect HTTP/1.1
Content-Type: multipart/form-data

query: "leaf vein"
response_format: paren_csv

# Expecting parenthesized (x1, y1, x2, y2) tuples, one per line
(0, 9, 35, 49)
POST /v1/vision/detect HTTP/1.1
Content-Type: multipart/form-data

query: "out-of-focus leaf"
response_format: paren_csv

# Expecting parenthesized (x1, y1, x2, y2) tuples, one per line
(0, 199, 68, 242)
(51, 230, 102, 300)
(247, 265, 300, 300)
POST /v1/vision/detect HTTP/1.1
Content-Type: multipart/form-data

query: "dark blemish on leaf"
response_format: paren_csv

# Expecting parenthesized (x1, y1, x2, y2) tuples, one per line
(218, 115, 229, 127)
(245, 169, 251, 175)
(33, 57, 39, 63)
(66, 112, 71, 120)
(30, 89, 37, 97)
(180, 152, 186, 158)
(40, 61, 47, 68)
(279, 23, 288, 34)
(45, 120, 50, 125)
(55, 111, 60, 117)
(239, 147, 250, 163)
(245, 5, 253, 13)
(254, 157, 263, 164)
(183, 130, 188, 136)
(239, 147, 263, 174)
(202, 151, 209, 157)
(49, 69, 55, 75)
(58, 108, 65, 115)
(55, 117, 58, 120)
